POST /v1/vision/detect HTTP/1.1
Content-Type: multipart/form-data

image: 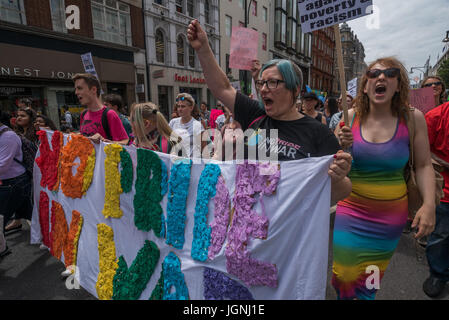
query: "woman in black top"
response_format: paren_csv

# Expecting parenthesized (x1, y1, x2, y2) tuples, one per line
(187, 19, 352, 205)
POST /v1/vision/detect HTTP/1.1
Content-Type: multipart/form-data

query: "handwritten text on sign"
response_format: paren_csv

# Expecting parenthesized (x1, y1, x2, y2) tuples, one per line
(298, 0, 373, 33)
(229, 27, 259, 71)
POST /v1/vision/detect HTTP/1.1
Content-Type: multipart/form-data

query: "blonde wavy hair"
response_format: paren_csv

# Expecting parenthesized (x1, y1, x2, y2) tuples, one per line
(130, 102, 181, 148)
(354, 57, 410, 122)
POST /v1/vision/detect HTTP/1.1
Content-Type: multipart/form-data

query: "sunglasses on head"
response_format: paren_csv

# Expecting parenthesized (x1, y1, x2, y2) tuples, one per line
(423, 81, 442, 87)
(176, 96, 187, 102)
(366, 68, 400, 79)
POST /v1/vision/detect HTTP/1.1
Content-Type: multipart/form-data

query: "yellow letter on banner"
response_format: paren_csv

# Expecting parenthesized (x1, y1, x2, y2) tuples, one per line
(103, 144, 124, 219)
(96, 223, 119, 300)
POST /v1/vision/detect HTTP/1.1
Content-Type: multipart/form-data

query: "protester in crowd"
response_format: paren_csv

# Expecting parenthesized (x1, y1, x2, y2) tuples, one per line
(422, 97, 449, 298)
(17, 97, 32, 109)
(215, 104, 234, 132)
(332, 57, 436, 300)
(0, 111, 33, 246)
(302, 92, 327, 125)
(169, 92, 207, 158)
(324, 97, 339, 127)
(192, 102, 207, 130)
(421, 75, 446, 108)
(209, 102, 224, 130)
(73, 73, 129, 145)
(329, 93, 354, 132)
(130, 102, 181, 153)
(15, 107, 38, 146)
(187, 19, 351, 204)
(62, 105, 73, 129)
(102, 93, 133, 139)
(171, 103, 180, 120)
(34, 114, 57, 131)
(200, 102, 211, 128)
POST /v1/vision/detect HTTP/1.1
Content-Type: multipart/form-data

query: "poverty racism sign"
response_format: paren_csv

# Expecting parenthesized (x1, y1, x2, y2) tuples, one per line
(298, 0, 373, 33)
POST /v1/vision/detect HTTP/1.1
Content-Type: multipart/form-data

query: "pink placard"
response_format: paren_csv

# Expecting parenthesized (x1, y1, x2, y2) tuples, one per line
(409, 87, 436, 114)
(229, 27, 259, 71)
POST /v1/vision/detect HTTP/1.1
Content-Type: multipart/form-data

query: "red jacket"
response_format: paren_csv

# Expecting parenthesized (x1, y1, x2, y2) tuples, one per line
(425, 102, 449, 202)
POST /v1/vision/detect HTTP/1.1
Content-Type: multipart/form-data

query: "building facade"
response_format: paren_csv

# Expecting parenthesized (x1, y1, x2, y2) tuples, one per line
(0, 0, 146, 129)
(144, 0, 219, 117)
(219, 0, 271, 95)
(333, 23, 367, 95)
(271, 0, 313, 90)
(311, 27, 335, 96)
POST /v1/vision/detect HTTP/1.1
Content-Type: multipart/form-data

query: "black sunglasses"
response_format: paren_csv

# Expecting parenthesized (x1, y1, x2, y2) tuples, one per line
(366, 68, 400, 79)
(423, 81, 442, 87)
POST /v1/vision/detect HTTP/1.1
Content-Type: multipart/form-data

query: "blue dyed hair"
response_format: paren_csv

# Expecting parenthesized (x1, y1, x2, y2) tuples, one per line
(260, 59, 303, 98)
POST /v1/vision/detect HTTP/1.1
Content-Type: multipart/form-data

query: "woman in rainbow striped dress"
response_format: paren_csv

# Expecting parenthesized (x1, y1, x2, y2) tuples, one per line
(332, 57, 436, 300)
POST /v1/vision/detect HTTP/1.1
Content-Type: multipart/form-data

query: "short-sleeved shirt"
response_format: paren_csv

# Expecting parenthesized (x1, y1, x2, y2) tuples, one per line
(234, 93, 341, 161)
(169, 117, 205, 158)
(0, 125, 26, 180)
(425, 102, 449, 202)
(80, 106, 129, 142)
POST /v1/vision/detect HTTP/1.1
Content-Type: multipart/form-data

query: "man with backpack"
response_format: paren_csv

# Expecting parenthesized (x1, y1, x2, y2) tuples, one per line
(73, 73, 129, 145)
(0, 111, 32, 258)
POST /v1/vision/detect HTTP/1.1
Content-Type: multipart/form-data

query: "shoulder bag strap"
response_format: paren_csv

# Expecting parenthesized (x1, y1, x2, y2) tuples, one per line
(101, 108, 113, 141)
(407, 107, 416, 168)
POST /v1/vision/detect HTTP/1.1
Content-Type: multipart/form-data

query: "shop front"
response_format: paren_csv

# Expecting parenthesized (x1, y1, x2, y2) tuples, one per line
(0, 41, 136, 130)
(149, 65, 214, 120)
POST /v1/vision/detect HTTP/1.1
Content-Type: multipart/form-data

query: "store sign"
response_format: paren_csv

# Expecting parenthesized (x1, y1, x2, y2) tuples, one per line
(174, 73, 206, 84)
(0, 86, 30, 97)
(0, 66, 77, 80)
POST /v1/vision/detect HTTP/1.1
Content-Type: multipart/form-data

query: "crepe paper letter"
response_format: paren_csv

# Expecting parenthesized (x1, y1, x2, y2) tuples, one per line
(134, 149, 163, 235)
(60, 134, 95, 198)
(149, 273, 164, 300)
(63, 210, 84, 271)
(120, 148, 133, 193)
(96, 223, 119, 300)
(203, 268, 254, 300)
(35, 130, 63, 191)
(112, 240, 160, 300)
(50, 201, 68, 259)
(38, 191, 51, 248)
(208, 176, 231, 260)
(162, 252, 189, 300)
(166, 159, 192, 249)
(103, 144, 124, 219)
(191, 164, 221, 261)
(225, 162, 280, 287)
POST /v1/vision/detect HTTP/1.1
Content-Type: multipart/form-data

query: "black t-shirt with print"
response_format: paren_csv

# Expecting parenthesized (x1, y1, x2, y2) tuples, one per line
(234, 93, 341, 161)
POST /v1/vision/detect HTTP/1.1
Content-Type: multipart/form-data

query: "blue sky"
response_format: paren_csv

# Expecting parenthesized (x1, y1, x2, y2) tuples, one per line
(346, 0, 449, 85)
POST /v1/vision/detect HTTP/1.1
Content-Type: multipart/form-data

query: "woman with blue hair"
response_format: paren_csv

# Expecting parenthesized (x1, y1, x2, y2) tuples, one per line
(187, 19, 352, 204)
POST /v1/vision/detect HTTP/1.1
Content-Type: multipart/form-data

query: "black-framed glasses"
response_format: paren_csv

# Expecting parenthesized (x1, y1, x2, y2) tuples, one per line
(255, 79, 285, 90)
(366, 68, 400, 79)
(423, 81, 442, 87)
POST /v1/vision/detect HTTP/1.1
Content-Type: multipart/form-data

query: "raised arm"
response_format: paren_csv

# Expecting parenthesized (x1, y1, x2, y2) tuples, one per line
(187, 20, 236, 112)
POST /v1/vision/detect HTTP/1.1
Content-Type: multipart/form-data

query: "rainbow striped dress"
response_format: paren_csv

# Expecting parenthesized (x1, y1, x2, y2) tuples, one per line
(331, 115, 409, 300)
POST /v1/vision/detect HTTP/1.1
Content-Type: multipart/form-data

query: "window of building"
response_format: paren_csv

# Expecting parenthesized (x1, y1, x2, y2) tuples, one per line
(186, 0, 194, 17)
(225, 15, 232, 37)
(175, 0, 183, 13)
(263, 6, 268, 22)
(238, 0, 244, 8)
(50, 0, 67, 33)
(251, 1, 257, 16)
(155, 29, 165, 63)
(189, 45, 195, 68)
(275, 0, 287, 46)
(91, 0, 132, 46)
(0, 0, 26, 24)
(153, 0, 164, 5)
(262, 33, 267, 51)
(177, 35, 185, 66)
(204, 0, 210, 24)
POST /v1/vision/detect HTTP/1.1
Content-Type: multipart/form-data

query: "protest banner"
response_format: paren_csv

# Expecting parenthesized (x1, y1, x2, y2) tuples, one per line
(229, 27, 259, 71)
(298, 0, 373, 33)
(298, 0, 373, 125)
(409, 87, 436, 114)
(31, 130, 334, 300)
(347, 77, 358, 99)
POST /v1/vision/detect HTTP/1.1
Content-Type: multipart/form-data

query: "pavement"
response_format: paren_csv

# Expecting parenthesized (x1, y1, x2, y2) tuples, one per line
(0, 216, 448, 300)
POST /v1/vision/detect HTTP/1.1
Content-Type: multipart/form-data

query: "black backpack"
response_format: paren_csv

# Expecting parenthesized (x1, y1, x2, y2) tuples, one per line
(80, 107, 112, 140)
(0, 127, 38, 177)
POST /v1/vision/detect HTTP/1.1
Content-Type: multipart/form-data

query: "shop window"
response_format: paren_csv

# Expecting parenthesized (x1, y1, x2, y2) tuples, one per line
(155, 29, 165, 63)
(49, 0, 67, 33)
(0, 0, 26, 24)
(186, 0, 194, 17)
(177, 35, 185, 66)
(91, 0, 132, 46)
